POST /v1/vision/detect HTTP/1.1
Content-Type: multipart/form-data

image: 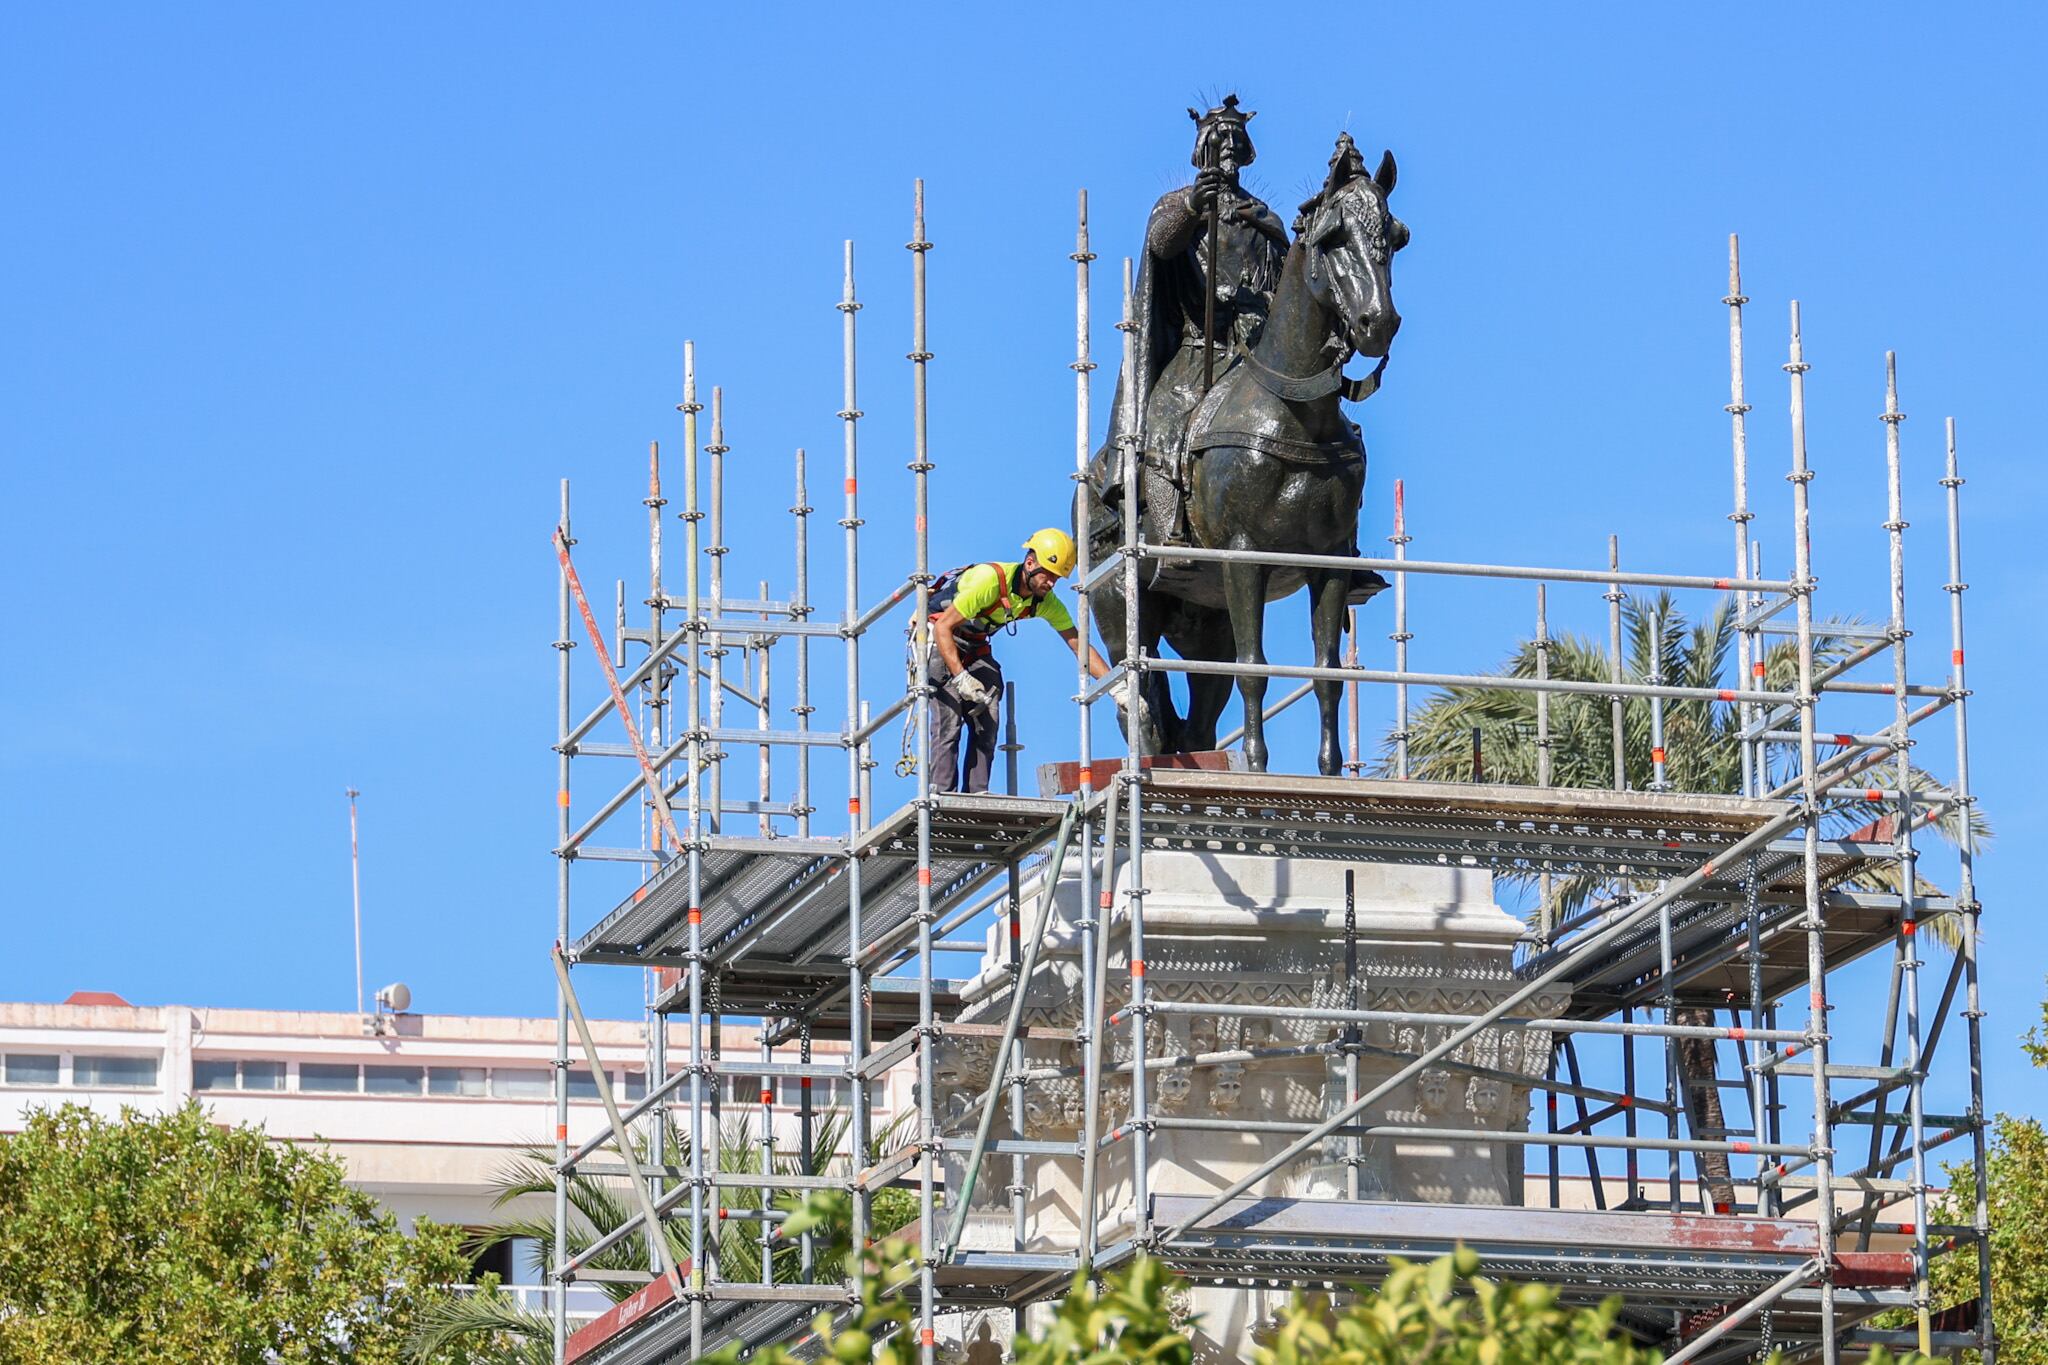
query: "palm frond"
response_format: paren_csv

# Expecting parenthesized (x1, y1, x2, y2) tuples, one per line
(1381, 596, 1973, 938)
(407, 1287, 555, 1365)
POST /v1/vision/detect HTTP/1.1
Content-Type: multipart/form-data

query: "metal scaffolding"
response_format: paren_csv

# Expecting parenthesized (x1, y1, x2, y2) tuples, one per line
(547, 199, 1992, 1365)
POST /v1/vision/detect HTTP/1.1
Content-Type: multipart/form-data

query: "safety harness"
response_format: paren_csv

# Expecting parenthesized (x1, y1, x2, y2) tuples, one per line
(924, 562, 1039, 661)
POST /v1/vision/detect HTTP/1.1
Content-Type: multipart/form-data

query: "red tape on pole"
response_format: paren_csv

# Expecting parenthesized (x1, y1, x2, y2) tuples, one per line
(554, 529, 690, 859)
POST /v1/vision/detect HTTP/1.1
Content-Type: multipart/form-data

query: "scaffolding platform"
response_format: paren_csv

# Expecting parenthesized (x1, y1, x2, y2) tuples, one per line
(566, 1255, 1090, 1365)
(570, 794, 1067, 1030)
(572, 794, 1066, 969)
(566, 1282, 816, 1365)
(1125, 769, 1896, 1015)
(1544, 838, 1892, 1018)
(1149, 1195, 1909, 1341)
(1131, 770, 1784, 877)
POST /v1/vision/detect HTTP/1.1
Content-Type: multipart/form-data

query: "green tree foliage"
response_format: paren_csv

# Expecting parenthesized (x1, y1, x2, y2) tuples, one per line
(0, 1102, 473, 1365)
(709, 1191, 1193, 1365)
(1912, 981, 2048, 1363)
(1255, 1247, 1656, 1365)
(1922, 1116, 2048, 1364)
(1012, 1254, 1191, 1365)
(410, 1114, 916, 1363)
(1262, 1249, 1932, 1365)
(696, 1190, 920, 1365)
(699, 1203, 1926, 1365)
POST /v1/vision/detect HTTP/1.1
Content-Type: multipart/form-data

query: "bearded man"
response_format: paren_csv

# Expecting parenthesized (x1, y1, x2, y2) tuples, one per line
(1096, 95, 1290, 546)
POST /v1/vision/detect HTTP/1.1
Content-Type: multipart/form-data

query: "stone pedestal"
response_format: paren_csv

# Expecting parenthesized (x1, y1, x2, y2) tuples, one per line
(925, 848, 1568, 1361)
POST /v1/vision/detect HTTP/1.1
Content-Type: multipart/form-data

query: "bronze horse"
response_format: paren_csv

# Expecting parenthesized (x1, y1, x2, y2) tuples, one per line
(1081, 141, 1407, 773)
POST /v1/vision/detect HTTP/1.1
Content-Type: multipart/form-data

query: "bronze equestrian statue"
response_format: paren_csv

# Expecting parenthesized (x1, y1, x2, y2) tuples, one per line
(1082, 102, 1408, 774)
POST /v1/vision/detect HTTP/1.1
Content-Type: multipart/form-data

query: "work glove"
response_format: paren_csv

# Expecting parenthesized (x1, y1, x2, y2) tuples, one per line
(948, 671, 994, 712)
(1109, 674, 1137, 714)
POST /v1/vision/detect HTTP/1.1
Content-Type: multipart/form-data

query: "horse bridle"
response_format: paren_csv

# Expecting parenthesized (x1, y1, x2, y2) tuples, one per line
(1229, 335, 1386, 404)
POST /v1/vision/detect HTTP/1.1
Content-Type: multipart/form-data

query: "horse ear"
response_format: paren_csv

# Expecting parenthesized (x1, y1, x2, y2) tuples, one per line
(1374, 150, 1398, 197)
(1322, 154, 1355, 196)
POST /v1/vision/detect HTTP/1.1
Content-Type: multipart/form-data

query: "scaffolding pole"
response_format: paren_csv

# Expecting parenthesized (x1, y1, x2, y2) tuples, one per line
(838, 238, 873, 1256)
(907, 179, 938, 1365)
(1944, 416, 1996, 1364)
(552, 479, 573, 1365)
(538, 210, 1989, 1365)
(1785, 299, 1839, 1362)
(1070, 186, 1107, 1271)
(681, 342, 708, 1356)
(1726, 234, 1758, 800)
(1390, 480, 1410, 777)
(1877, 352, 1934, 1353)
(1117, 256, 1153, 1249)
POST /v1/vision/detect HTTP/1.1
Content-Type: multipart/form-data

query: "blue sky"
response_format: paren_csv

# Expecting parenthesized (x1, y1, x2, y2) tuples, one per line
(3, 7, 2043, 1119)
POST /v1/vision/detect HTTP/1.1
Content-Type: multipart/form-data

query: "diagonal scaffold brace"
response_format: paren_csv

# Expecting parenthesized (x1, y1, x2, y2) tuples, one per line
(552, 525, 696, 1303)
(941, 802, 1081, 1262)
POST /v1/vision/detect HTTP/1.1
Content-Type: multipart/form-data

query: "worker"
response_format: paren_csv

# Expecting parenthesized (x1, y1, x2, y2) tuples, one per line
(919, 528, 1122, 794)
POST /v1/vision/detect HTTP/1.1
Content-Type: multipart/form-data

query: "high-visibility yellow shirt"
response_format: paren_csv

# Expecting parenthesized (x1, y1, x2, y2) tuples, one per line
(950, 562, 1075, 633)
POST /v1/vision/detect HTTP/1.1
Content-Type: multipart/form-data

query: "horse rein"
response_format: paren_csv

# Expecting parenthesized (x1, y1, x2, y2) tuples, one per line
(1229, 335, 1385, 404)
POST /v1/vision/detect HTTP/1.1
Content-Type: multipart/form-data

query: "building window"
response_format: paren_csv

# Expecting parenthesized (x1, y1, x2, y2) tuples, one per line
(300, 1063, 361, 1094)
(74, 1055, 158, 1088)
(564, 1068, 600, 1102)
(193, 1059, 239, 1091)
(623, 1071, 646, 1101)
(364, 1065, 424, 1096)
(429, 1066, 487, 1097)
(3, 1054, 59, 1086)
(195, 1059, 286, 1092)
(242, 1060, 286, 1091)
(491, 1068, 552, 1100)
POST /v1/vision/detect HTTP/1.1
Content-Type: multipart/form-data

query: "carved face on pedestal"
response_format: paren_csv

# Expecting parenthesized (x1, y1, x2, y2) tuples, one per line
(1417, 1069, 1452, 1117)
(1210, 1062, 1245, 1114)
(1106, 1076, 1132, 1125)
(1024, 1089, 1060, 1135)
(1157, 1066, 1192, 1113)
(931, 1038, 989, 1092)
(1467, 1076, 1504, 1122)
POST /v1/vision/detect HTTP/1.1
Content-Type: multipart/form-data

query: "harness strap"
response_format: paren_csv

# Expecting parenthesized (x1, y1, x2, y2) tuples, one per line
(1227, 337, 1388, 404)
(926, 563, 1037, 659)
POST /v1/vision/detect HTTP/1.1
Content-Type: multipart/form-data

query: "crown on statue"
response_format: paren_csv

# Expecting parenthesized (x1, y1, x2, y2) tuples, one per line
(1187, 94, 1257, 167)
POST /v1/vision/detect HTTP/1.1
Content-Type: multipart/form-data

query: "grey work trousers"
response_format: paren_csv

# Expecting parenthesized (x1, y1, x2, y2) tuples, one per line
(927, 655, 1003, 794)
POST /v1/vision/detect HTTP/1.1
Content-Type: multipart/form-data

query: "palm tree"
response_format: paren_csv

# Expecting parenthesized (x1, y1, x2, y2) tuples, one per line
(1381, 593, 1987, 1209)
(407, 1110, 913, 1364)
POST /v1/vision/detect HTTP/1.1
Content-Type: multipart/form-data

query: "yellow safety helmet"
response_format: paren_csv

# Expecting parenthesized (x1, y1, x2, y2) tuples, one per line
(1022, 528, 1077, 579)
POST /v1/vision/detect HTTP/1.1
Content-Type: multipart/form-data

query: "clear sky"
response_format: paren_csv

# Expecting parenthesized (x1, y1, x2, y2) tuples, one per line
(3, 7, 2042, 1119)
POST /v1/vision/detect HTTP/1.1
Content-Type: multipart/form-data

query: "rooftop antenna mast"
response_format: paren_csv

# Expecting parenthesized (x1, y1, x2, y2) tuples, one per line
(346, 787, 364, 1016)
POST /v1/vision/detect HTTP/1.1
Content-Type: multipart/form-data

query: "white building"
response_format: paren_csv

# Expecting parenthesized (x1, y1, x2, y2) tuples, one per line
(0, 992, 889, 1314)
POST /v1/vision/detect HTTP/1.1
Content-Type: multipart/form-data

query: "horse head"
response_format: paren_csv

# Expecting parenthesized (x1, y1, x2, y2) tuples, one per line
(1297, 136, 1408, 359)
